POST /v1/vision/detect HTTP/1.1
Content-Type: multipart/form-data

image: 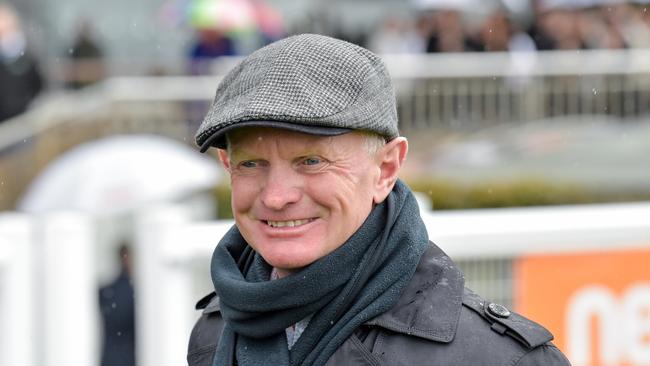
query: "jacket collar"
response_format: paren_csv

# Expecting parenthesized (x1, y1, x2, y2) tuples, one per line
(365, 242, 465, 343)
(200, 242, 465, 343)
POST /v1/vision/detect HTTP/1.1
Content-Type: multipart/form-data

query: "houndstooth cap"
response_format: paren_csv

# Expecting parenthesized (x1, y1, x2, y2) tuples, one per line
(195, 34, 399, 152)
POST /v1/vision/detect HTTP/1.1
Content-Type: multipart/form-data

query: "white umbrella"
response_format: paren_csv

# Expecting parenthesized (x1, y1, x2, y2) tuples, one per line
(18, 134, 222, 214)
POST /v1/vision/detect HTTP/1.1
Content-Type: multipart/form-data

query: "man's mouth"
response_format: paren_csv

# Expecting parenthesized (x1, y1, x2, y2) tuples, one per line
(265, 219, 313, 228)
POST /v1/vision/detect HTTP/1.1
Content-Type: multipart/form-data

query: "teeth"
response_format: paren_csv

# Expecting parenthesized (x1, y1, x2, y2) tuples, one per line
(267, 219, 310, 228)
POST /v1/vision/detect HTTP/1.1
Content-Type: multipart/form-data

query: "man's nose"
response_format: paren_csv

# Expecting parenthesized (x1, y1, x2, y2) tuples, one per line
(260, 166, 302, 210)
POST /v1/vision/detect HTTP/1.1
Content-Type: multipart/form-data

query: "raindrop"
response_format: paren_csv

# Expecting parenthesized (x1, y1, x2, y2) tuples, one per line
(117, 331, 122, 336)
(111, 302, 117, 309)
(592, 88, 598, 95)
(68, 48, 73, 54)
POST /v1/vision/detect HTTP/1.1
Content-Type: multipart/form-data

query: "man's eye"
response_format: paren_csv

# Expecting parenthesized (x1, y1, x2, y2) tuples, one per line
(302, 157, 322, 166)
(240, 160, 258, 168)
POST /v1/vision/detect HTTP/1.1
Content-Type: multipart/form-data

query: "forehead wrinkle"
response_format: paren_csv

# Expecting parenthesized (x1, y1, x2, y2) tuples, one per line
(273, 134, 336, 161)
(229, 129, 343, 160)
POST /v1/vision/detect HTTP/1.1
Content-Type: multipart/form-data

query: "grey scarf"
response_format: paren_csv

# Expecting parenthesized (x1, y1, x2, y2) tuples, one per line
(211, 180, 429, 366)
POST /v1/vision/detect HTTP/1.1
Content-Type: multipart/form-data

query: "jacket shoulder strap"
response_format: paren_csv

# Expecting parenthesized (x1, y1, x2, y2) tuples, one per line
(461, 288, 553, 349)
(195, 291, 221, 314)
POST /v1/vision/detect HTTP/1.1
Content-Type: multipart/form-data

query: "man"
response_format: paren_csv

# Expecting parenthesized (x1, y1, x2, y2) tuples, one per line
(0, 4, 43, 122)
(188, 34, 571, 366)
(99, 244, 136, 366)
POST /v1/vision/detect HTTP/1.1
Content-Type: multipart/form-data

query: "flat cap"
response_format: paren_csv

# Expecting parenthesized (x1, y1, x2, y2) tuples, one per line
(195, 33, 399, 151)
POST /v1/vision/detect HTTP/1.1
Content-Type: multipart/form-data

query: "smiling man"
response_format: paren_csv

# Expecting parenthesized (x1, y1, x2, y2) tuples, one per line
(221, 128, 396, 277)
(188, 34, 571, 366)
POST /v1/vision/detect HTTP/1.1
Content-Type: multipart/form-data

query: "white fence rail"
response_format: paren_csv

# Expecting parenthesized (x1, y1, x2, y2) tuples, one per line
(0, 212, 97, 366)
(0, 214, 34, 366)
(2, 201, 649, 365)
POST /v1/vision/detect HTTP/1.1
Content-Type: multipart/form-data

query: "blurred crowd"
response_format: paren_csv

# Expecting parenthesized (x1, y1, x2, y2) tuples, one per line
(363, 1, 650, 54)
(185, 1, 650, 62)
(3, 0, 650, 124)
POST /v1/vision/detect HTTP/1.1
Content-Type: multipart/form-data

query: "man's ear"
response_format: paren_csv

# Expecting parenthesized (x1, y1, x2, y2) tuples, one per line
(373, 137, 408, 204)
(217, 149, 231, 171)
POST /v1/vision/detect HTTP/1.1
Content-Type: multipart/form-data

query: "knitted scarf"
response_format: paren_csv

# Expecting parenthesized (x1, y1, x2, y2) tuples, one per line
(210, 180, 429, 366)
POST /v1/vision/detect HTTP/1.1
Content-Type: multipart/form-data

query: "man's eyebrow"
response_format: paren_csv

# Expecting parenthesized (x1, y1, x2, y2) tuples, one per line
(227, 145, 257, 161)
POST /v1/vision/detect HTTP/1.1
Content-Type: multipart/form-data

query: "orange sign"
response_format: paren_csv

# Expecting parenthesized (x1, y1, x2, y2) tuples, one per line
(515, 247, 650, 366)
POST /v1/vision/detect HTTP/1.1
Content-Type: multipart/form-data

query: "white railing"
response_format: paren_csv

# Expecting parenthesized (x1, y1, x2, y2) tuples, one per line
(0, 214, 34, 366)
(41, 213, 97, 366)
(6, 49, 650, 152)
(2, 200, 650, 365)
(135, 200, 650, 366)
(0, 212, 97, 366)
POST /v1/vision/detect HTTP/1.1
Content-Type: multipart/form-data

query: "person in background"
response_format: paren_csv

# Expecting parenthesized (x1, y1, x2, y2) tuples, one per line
(187, 34, 571, 366)
(0, 3, 43, 123)
(368, 17, 426, 54)
(99, 243, 136, 366)
(531, 4, 585, 50)
(424, 9, 483, 53)
(477, 9, 537, 53)
(66, 19, 106, 89)
(188, 28, 236, 75)
(606, 2, 650, 49)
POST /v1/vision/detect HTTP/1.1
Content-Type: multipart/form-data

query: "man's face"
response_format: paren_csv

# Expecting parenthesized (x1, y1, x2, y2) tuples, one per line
(220, 128, 383, 277)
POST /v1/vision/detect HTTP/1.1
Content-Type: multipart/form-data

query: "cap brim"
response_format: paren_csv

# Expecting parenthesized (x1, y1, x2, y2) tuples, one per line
(199, 121, 352, 152)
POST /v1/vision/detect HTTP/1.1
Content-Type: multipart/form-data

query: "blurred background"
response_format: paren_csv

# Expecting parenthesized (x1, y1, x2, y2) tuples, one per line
(1, 0, 650, 365)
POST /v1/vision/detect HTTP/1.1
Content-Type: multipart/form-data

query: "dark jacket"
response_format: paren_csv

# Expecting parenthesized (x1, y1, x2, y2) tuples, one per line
(0, 52, 43, 122)
(99, 269, 136, 366)
(188, 243, 571, 365)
